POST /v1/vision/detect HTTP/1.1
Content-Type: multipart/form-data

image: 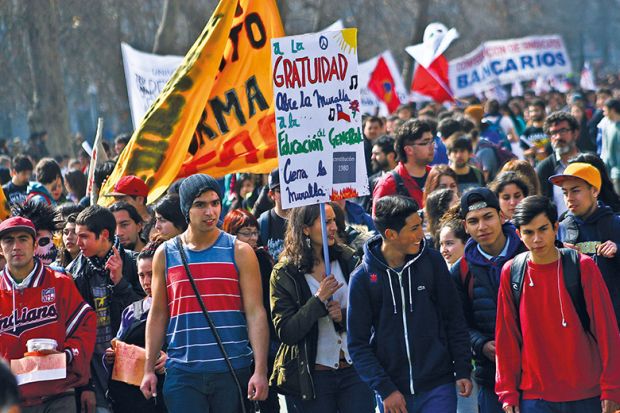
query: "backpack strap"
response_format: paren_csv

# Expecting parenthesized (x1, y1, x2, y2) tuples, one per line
(559, 248, 591, 335)
(561, 215, 580, 245)
(390, 170, 409, 197)
(509, 251, 530, 316)
(458, 258, 474, 300)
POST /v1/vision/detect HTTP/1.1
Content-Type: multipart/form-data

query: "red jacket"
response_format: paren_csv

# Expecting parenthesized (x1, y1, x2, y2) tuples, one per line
(0, 261, 96, 406)
(372, 162, 430, 211)
(495, 254, 620, 408)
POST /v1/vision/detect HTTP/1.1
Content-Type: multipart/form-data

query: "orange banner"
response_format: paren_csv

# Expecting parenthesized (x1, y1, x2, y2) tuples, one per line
(99, 0, 284, 204)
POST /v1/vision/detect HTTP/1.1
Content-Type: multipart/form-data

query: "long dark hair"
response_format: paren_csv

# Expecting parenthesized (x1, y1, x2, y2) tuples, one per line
(570, 153, 620, 212)
(280, 204, 344, 273)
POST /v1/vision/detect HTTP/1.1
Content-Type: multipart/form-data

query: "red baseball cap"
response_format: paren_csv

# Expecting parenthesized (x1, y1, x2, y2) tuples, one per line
(0, 216, 36, 240)
(106, 175, 149, 198)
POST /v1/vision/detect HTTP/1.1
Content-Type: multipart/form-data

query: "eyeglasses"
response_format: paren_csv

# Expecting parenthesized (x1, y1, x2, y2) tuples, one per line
(408, 140, 434, 147)
(37, 237, 52, 247)
(237, 230, 259, 238)
(548, 128, 572, 136)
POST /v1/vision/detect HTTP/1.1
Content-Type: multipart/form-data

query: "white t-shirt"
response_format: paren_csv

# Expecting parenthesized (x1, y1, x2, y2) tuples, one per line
(304, 261, 351, 369)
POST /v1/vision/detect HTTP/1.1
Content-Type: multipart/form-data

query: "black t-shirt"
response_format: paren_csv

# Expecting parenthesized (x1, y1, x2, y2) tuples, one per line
(520, 126, 548, 149)
(2, 181, 28, 205)
(412, 171, 428, 191)
(258, 209, 288, 260)
(456, 167, 485, 193)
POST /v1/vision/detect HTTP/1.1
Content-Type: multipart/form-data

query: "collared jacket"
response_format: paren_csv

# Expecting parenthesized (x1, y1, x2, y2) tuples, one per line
(269, 245, 359, 400)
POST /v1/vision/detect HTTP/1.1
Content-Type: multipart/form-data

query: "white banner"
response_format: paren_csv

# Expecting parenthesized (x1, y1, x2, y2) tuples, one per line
(272, 29, 369, 209)
(450, 35, 572, 98)
(359, 51, 409, 116)
(120, 43, 183, 128)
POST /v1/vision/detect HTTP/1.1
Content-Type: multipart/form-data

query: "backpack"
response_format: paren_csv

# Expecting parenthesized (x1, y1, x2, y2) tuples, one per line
(509, 248, 592, 335)
(561, 213, 616, 247)
(477, 138, 517, 171)
(481, 117, 510, 150)
(25, 191, 52, 205)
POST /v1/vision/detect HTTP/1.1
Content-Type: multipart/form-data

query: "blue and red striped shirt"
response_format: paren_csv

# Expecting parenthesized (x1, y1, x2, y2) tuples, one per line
(164, 232, 252, 373)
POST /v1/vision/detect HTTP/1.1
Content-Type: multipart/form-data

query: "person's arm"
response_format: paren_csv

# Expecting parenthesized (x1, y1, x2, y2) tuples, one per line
(236, 240, 270, 401)
(494, 262, 522, 410)
(580, 256, 620, 405)
(346, 269, 398, 400)
(140, 246, 169, 400)
(434, 256, 472, 384)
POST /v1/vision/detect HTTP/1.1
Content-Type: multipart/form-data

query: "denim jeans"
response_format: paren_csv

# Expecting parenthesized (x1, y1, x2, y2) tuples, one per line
(377, 382, 457, 413)
(289, 367, 375, 413)
(520, 396, 600, 413)
(163, 366, 251, 413)
(477, 385, 503, 413)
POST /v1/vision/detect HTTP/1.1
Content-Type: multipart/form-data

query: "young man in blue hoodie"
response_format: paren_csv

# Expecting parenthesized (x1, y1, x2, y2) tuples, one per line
(449, 187, 526, 413)
(551, 162, 620, 328)
(348, 195, 472, 413)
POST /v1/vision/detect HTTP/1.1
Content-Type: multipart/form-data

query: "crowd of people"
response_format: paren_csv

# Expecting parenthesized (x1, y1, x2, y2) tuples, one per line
(1, 84, 620, 413)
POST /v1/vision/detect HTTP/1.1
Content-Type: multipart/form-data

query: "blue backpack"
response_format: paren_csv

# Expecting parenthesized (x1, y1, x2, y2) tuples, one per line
(481, 117, 511, 150)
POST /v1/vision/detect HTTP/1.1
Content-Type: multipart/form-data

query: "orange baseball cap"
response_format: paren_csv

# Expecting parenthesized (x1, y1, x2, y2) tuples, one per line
(549, 162, 601, 191)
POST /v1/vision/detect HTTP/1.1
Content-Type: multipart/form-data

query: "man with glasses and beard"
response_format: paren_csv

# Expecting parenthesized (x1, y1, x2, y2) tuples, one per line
(536, 112, 581, 216)
(373, 119, 435, 210)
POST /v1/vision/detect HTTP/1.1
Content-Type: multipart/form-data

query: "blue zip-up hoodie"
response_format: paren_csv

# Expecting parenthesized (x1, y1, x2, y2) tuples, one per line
(347, 235, 471, 399)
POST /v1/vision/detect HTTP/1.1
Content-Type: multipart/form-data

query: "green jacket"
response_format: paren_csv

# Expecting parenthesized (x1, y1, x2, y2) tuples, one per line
(269, 246, 359, 400)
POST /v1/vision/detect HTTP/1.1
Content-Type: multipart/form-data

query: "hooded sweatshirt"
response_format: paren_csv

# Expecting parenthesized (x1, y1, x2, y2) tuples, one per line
(559, 202, 620, 326)
(347, 235, 471, 399)
(0, 260, 96, 406)
(450, 222, 526, 388)
(26, 181, 56, 206)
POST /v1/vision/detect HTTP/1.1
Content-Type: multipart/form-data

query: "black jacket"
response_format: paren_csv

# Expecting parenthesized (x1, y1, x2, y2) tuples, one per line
(269, 246, 359, 400)
(450, 225, 527, 388)
(69, 247, 144, 334)
(535, 153, 560, 199)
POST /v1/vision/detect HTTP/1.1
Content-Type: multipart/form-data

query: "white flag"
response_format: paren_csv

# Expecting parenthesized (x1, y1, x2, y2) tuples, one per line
(580, 61, 597, 91)
(87, 118, 108, 205)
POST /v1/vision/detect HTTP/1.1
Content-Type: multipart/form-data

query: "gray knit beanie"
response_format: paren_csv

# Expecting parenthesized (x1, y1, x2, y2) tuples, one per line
(179, 174, 223, 221)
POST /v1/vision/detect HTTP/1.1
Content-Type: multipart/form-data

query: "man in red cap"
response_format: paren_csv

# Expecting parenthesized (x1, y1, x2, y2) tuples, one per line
(0, 216, 96, 411)
(105, 175, 152, 223)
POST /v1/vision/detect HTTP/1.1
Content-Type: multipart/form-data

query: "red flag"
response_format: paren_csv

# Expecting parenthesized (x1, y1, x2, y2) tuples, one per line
(368, 56, 401, 113)
(411, 55, 453, 103)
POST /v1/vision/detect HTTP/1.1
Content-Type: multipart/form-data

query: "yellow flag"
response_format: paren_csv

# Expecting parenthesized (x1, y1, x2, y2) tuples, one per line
(0, 186, 9, 220)
(99, 0, 284, 205)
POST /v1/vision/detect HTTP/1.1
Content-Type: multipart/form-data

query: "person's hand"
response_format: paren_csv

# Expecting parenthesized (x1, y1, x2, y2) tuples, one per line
(482, 340, 496, 361)
(382, 390, 407, 413)
(456, 378, 473, 397)
(140, 372, 158, 400)
(602, 399, 620, 413)
(104, 347, 115, 364)
(562, 242, 580, 252)
(597, 241, 617, 258)
(327, 300, 342, 323)
(247, 372, 268, 401)
(81, 390, 96, 413)
(503, 405, 520, 413)
(154, 351, 167, 375)
(315, 275, 343, 302)
(105, 246, 123, 285)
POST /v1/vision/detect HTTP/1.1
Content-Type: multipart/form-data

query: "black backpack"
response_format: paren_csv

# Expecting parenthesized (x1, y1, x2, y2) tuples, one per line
(509, 248, 591, 335)
(390, 170, 411, 198)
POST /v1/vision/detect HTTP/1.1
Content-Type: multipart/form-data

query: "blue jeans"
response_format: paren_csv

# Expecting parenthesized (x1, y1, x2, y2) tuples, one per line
(478, 385, 502, 413)
(457, 378, 479, 413)
(163, 366, 251, 413)
(289, 367, 375, 413)
(520, 396, 600, 413)
(377, 382, 457, 413)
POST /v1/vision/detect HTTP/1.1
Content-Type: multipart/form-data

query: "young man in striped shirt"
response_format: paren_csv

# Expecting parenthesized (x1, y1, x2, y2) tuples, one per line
(141, 174, 269, 413)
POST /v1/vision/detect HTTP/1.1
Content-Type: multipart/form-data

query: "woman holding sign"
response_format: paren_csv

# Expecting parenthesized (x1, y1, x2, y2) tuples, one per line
(270, 203, 375, 413)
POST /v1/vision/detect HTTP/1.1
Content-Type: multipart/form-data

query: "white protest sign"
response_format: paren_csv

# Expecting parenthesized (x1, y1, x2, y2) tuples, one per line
(272, 29, 369, 209)
(449, 35, 572, 98)
(120, 43, 183, 128)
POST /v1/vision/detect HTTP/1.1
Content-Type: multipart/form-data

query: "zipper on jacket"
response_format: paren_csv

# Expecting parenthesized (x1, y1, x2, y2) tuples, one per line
(396, 270, 415, 395)
(284, 269, 316, 399)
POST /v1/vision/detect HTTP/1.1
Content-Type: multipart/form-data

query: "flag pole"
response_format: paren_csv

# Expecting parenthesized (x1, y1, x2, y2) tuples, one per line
(319, 203, 331, 276)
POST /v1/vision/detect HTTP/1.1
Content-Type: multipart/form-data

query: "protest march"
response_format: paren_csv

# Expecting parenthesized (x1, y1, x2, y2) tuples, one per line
(3, 1, 620, 413)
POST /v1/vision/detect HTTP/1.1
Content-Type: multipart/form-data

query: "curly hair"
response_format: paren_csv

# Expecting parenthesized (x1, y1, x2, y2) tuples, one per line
(543, 111, 579, 135)
(423, 165, 458, 204)
(424, 188, 457, 245)
(12, 201, 62, 232)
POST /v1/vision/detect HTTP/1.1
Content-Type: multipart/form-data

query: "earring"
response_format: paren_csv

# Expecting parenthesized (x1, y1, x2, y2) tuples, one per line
(304, 235, 311, 249)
